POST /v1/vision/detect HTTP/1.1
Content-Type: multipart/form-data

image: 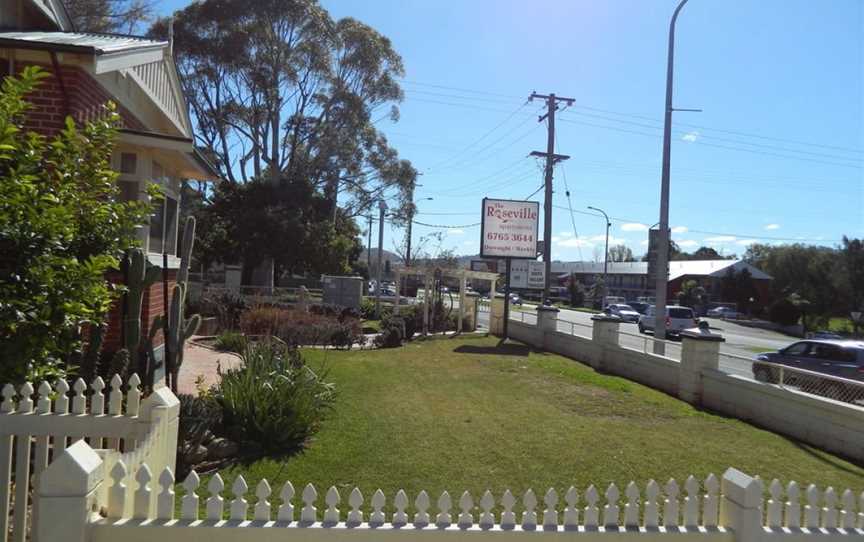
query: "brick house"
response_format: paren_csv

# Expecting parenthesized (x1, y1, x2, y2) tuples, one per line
(1, 0, 219, 364)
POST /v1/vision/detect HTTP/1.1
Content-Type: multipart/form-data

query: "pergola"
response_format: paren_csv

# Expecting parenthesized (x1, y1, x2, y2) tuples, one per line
(394, 266, 500, 335)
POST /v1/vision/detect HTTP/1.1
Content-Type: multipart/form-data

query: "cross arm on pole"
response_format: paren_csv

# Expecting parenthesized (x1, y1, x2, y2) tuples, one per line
(530, 151, 570, 163)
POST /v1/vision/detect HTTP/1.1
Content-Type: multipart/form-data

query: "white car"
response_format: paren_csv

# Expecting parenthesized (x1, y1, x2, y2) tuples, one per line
(638, 305, 698, 337)
(707, 306, 739, 319)
(606, 303, 640, 323)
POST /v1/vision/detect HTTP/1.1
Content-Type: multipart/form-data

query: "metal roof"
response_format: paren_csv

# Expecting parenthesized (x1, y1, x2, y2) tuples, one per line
(0, 31, 166, 54)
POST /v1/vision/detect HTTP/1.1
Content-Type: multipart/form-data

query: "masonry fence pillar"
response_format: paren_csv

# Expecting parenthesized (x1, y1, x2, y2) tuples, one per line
(36, 440, 104, 542)
(590, 315, 621, 370)
(224, 264, 242, 292)
(536, 305, 560, 348)
(679, 323, 724, 405)
(720, 468, 764, 542)
(490, 293, 506, 337)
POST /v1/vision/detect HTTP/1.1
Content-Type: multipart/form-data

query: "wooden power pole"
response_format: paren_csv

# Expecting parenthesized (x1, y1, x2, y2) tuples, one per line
(529, 92, 574, 304)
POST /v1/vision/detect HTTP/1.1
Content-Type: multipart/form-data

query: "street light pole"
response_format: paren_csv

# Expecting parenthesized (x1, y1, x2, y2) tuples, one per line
(588, 206, 611, 307)
(653, 0, 690, 354)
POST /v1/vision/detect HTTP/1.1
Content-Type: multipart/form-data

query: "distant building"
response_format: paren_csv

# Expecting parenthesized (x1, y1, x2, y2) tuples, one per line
(553, 260, 772, 306)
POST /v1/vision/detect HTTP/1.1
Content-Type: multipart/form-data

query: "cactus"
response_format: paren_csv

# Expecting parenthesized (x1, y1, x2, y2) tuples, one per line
(123, 248, 161, 371)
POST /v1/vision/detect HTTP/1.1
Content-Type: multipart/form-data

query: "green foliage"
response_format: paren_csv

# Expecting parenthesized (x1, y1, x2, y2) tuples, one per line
(568, 275, 585, 307)
(123, 248, 161, 372)
(196, 291, 248, 331)
(215, 341, 335, 453)
(768, 297, 802, 326)
(108, 349, 131, 381)
(0, 67, 152, 383)
(360, 297, 377, 319)
(677, 280, 707, 309)
(239, 306, 363, 348)
(214, 331, 247, 353)
(177, 393, 222, 477)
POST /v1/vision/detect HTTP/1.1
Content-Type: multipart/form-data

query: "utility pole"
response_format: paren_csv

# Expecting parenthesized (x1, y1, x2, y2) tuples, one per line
(653, 0, 694, 354)
(367, 214, 373, 274)
(529, 92, 574, 305)
(375, 199, 388, 317)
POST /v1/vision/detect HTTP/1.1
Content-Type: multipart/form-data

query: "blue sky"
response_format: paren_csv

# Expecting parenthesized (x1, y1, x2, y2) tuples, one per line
(158, 0, 863, 261)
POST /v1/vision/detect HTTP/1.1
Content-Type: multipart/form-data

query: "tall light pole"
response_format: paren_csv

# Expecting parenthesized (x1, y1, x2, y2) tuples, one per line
(405, 195, 433, 268)
(653, 0, 691, 354)
(376, 199, 388, 317)
(588, 206, 611, 307)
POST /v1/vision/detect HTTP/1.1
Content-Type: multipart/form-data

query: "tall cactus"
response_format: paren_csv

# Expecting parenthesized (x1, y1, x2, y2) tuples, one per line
(123, 248, 160, 371)
(149, 216, 200, 391)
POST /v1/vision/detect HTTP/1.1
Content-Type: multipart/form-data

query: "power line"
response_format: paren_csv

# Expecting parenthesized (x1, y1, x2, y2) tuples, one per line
(411, 219, 481, 229)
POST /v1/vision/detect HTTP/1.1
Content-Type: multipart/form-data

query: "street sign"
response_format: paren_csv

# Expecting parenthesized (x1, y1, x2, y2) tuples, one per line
(509, 260, 545, 289)
(480, 198, 539, 259)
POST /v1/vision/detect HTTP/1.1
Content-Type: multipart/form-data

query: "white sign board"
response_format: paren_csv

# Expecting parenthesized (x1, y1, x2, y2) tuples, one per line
(527, 261, 545, 289)
(509, 260, 545, 289)
(480, 198, 539, 259)
(510, 260, 529, 288)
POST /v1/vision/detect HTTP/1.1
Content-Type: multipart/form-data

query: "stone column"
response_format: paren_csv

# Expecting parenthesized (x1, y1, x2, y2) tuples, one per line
(490, 292, 506, 336)
(679, 323, 724, 405)
(536, 305, 560, 334)
(590, 315, 621, 346)
(465, 291, 480, 331)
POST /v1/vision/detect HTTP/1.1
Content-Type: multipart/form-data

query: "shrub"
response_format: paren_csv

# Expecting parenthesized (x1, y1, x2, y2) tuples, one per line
(360, 297, 377, 319)
(768, 297, 802, 326)
(214, 331, 247, 353)
(239, 306, 362, 348)
(374, 315, 406, 348)
(197, 291, 247, 331)
(177, 393, 222, 476)
(215, 341, 335, 453)
(309, 303, 360, 322)
(0, 67, 153, 383)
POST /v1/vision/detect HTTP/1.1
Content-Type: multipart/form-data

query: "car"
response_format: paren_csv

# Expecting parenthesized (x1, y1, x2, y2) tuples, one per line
(707, 306, 739, 319)
(627, 301, 649, 315)
(753, 340, 864, 402)
(810, 330, 844, 340)
(638, 305, 698, 337)
(509, 293, 522, 305)
(606, 303, 640, 323)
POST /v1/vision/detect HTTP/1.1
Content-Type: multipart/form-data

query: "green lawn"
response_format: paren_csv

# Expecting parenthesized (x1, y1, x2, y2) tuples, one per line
(208, 336, 864, 504)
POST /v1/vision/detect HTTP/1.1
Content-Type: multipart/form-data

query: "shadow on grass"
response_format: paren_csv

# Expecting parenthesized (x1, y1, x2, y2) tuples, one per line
(453, 343, 531, 357)
(782, 436, 864, 472)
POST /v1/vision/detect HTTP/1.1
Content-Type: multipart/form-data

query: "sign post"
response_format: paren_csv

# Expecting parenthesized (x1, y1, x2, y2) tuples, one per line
(481, 198, 540, 341)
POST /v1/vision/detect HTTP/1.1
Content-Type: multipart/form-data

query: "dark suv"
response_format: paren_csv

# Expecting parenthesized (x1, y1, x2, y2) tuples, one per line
(753, 340, 864, 401)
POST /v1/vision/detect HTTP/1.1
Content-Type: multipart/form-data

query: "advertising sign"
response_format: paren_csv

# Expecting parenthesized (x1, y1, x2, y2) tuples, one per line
(509, 260, 545, 289)
(527, 261, 545, 289)
(470, 259, 498, 273)
(480, 198, 539, 259)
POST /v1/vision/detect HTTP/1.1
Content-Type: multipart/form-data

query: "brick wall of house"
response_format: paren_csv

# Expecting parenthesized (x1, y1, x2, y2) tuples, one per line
(103, 269, 177, 354)
(16, 61, 146, 136)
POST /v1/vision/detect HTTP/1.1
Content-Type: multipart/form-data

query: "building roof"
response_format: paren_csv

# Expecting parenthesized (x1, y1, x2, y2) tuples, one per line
(554, 259, 772, 281)
(0, 31, 167, 55)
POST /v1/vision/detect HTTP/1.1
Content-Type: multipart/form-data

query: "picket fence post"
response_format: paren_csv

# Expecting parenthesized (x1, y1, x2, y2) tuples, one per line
(721, 468, 763, 542)
(36, 440, 104, 542)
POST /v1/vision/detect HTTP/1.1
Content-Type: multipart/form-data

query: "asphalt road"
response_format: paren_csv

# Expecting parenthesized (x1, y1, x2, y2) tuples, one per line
(481, 305, 795, 379)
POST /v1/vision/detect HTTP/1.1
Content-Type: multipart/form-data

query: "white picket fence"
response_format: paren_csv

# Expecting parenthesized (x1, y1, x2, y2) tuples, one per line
(0, 374, 178, 542)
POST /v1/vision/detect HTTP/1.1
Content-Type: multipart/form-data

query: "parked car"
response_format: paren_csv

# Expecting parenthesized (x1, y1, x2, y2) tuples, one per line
(707, 306, 739, 319)
(809, 330, 844, 340)
(752, 340, 864, 402)
(638, 305, 698, 337)
(606, 303, 640, 323)
(627, 301, 649, 315)
(509, 293, 523, 305)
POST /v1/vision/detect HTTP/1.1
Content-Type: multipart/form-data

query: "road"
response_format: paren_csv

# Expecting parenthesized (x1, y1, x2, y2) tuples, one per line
(481, 305, 795, 379)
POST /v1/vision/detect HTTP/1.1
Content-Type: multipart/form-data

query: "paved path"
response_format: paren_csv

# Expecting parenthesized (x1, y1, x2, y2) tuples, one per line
(176, 339, 242, 395)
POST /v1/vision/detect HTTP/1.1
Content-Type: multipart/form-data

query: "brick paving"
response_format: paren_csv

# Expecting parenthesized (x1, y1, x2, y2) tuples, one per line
(176, 338, 242, 395)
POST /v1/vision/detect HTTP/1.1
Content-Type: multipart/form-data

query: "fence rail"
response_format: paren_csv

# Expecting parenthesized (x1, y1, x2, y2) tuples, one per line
(617, 330, 682, 361)
(752, 360, 864, 406)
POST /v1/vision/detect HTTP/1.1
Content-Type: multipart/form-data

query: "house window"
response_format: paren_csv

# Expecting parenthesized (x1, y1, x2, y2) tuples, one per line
(147, 160, 179, 255)
(120, 152, 137, 174)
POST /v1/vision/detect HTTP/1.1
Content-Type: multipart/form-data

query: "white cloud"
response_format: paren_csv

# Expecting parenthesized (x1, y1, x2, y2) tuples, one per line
(559, 231, 573, 237)
(705, 235, 736, 243)
(621, 223, 648, 232)
(462, 240, 473, 246)
(558, 238, 594, 248)
(677, 240, 699, 248)
(736, 239, 759, 246)
(447, 229, 464, 235)
(764, 223, 780, 230)
(640, 240, 649, 246)
(551, 236, 561, 243)
(671, 226, 688, 234)
(682, 130, 700, 143)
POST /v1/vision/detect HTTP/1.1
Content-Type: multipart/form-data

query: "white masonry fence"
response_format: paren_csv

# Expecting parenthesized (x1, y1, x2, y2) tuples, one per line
(0, 374, 179, 542)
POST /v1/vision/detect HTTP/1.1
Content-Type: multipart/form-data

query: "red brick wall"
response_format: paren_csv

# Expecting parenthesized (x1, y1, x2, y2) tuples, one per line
(103, 269, 177, 354)
(15, 61, 146, 136)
